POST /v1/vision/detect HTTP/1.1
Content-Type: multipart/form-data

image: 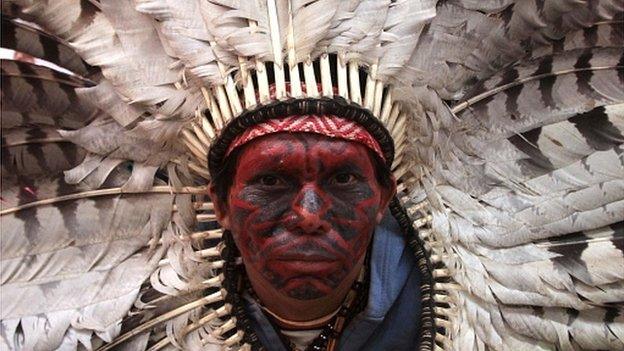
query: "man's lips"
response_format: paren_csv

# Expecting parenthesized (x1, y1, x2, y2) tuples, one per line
(265, 242, 345, 277)
(266, 235, 346, 262)
(266, 257, 343, 277)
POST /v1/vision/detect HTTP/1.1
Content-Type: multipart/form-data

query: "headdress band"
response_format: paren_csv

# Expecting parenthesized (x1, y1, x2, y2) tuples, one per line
(226, 114, 386, 161)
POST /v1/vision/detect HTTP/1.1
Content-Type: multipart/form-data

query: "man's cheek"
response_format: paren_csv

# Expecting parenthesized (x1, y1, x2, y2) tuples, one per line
(231, 184, 287, 217)
(325, 197, 380, 241)
(229, 199, 291, 264)
(233, 185, 275, 207)
(234, 194, 292, 237)
(349, 188, 384, 226)
(326, 181, 379, 214)
(253, 194, 293, 227)
(343, 221, 375, 253)
(233, 226, 268, 266)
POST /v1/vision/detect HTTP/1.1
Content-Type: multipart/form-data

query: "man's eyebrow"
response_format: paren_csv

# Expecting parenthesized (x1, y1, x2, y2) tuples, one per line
(239, 153, 293, 174)
(324, 162, 364, 174)
(240, 157, 282, 170)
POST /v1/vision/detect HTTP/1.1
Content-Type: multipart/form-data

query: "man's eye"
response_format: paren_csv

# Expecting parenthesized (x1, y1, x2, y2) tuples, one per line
(259, 175, 281, 186)
(332, 173, 357, 185)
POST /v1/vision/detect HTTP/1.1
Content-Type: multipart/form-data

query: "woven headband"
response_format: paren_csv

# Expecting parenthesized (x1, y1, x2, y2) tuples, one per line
(226, 114, 386, 161)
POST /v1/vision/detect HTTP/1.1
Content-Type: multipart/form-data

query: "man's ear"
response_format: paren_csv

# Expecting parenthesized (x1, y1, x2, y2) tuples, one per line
(376, 175, 397, 224)
(208, 183, 231, 230)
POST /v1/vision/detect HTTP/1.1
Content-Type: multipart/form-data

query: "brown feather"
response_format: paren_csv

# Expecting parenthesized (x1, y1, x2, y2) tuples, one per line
(1, 59, 96, 129)
(1, 15, 97, 77)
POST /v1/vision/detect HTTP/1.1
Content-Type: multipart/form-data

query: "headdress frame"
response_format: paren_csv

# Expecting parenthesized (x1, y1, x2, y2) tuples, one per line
(207, 96, 395, 175)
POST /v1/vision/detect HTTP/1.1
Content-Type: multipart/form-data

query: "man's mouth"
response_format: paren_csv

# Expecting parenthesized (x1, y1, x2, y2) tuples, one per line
(266, 235, 346, 261)
(267, 244, 344, 278)
(266, 245, 344, 276)
(266, 258, 344, 280)
(269, 250, 342, 275)
(256, 234, 351, 285)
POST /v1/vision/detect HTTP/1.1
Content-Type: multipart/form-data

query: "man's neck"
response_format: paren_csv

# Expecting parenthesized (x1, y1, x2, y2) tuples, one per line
(263, 305, 341, 330)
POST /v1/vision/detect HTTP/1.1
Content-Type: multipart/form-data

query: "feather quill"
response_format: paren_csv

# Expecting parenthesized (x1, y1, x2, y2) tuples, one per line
(288, 0, 340, 63)
(200, 0, 273, 62)
(326, 0, 390, 62)
(374, 0, 436, 80)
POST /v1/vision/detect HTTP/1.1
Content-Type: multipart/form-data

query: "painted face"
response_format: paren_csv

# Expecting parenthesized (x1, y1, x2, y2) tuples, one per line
(217, 133, 392, 300)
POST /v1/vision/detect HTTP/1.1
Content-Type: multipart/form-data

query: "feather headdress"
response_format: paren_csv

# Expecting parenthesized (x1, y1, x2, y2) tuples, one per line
(1, 0, 623, 350)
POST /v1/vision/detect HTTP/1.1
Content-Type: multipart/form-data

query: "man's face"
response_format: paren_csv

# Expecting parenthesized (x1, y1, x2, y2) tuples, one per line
(212, 133, 393, 300)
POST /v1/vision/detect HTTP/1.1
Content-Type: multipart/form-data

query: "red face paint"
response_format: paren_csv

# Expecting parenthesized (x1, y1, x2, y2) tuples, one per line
(223, 133, 390, 300)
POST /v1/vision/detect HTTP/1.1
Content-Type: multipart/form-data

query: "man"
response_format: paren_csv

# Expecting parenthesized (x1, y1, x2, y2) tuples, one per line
(209, 115, 423, 350)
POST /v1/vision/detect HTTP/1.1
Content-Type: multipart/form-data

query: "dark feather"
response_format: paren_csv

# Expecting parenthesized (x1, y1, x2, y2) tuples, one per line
(0, 2, 37, 23)
(1, 15, 96, 77)
(545, 222, 624, 293)
(1, 126, 85, 178)
(1, 59, 96, 129)
(532, 20, 624, 58)
(410, 1, 624, 99)
(442, 46, 623, 202)
(507, 104, 624, 175)
(501, 305, 624, 350)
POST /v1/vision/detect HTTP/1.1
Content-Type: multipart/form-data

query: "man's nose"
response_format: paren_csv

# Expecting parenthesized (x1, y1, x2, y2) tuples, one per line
(291, 186, 329, 234)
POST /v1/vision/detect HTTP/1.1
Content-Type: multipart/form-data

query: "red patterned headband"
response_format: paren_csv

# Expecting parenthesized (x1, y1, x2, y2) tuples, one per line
(226, 114, 386, 162)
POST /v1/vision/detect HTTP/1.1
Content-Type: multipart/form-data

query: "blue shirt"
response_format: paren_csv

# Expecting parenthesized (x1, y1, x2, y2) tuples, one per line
(243, 213, 422, 350)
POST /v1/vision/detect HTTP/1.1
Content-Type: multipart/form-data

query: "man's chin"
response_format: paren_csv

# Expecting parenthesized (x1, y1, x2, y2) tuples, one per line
(285, 284, 326, 300)
(280, 277, 337, 300)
